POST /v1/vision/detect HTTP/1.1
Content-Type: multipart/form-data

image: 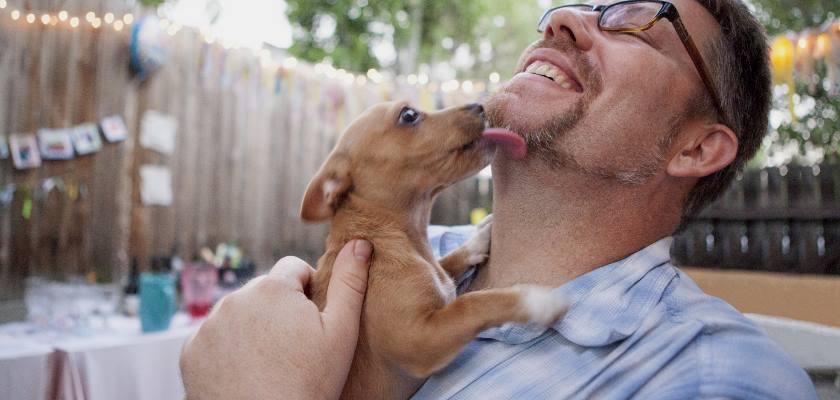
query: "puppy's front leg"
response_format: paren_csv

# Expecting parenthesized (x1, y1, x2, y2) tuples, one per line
(391, 284, 567, 378)
(438, 215, 492, 280)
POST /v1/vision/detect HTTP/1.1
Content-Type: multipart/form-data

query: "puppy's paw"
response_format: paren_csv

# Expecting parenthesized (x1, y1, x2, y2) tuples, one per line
(465, 215, 492, 265)
(515, 285, 568, 327)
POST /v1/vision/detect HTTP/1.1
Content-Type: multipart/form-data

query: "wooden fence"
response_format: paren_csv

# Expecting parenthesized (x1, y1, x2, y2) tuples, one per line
(0, 0, 486, 319)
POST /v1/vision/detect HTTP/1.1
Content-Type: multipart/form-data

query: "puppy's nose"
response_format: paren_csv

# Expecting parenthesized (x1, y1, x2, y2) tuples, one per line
(465, 103, 484, 116)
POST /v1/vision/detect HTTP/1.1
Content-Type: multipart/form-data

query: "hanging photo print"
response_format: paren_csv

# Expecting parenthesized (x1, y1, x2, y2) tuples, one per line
(72, 123, 103, 155)
(10, 134, 42, 169)
(0, 137, 9, 159)
(38, 128, 75, 160)
(101, 115, 129, 142)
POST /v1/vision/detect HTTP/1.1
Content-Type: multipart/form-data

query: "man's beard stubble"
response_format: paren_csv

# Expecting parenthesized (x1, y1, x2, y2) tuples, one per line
(485, 36, 666, 185)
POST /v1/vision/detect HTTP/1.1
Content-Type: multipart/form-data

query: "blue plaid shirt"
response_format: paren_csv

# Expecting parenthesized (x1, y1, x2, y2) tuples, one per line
(413, 225, 816, 400)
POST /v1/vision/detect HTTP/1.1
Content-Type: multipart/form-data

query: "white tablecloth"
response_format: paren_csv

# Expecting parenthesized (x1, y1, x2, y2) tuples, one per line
(0, 314, 200, 400)
(0, 335, 55, 400)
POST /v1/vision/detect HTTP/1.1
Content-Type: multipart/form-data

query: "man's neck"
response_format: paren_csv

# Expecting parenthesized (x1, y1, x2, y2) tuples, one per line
(470, 156, 681, 291)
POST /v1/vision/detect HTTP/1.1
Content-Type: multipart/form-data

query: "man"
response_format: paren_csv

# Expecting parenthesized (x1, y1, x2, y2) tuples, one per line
(180, 0, 818, 398)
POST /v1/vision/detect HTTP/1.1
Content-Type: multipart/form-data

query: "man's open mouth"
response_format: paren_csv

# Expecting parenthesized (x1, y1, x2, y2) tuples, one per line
(525, 61, 574, 90)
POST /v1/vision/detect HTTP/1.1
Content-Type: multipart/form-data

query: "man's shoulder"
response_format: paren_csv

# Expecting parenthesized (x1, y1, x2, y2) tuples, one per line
(654, 267, 817, 399)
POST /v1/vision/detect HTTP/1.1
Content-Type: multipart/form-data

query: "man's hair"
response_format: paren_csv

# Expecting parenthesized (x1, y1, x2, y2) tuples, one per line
(681, 0, 771, 218)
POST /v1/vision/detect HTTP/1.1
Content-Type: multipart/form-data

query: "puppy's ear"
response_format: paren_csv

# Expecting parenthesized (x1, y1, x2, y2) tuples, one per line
(300, 154, 353, 222)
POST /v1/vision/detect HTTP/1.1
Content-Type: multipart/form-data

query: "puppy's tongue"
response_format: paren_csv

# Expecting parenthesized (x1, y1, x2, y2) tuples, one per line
(483, 128, 527, 159)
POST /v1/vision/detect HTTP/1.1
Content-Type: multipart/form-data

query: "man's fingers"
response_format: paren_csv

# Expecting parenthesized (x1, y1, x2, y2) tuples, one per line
(323, 240, 372, 334)
(267, 256, 316, 292)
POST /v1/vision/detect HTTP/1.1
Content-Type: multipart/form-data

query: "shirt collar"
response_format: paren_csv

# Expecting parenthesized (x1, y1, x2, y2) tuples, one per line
(475, 237, 677, 347)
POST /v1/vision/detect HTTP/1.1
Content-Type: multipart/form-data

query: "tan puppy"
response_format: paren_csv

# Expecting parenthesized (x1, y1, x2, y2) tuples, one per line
(300, 101, 567, 399)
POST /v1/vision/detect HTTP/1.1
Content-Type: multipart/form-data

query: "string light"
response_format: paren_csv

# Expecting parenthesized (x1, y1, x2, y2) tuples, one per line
(104, 12, 114, 24)
(407, 74, 418, 85)
(40, 14, 50, 25)
(26, 13, 35, 24)
(797, 37, 808, 49)
(441, 80, 460, 92)
(113, 20, 124, 31)
(69, 17, 79, 27)
(366, 68, 383, 83)
(489, 72, 500, 83)
(85, 12, 95, 23)
(58, 10, 68, 21)
(0, 0, 7, 9)
(91, 18, 101, 29)
(10, 9, 19, 20)
(123, 14, 134, 25)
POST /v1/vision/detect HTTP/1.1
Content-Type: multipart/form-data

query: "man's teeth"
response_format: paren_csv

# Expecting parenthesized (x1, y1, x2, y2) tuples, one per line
(525, 61, 573, 89)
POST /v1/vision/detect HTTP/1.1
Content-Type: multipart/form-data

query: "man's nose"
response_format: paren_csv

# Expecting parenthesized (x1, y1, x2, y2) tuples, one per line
(541, 8, 595, 51)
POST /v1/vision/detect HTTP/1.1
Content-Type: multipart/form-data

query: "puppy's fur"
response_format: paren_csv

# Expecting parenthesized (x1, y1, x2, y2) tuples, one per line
(301, 102, 567, 399)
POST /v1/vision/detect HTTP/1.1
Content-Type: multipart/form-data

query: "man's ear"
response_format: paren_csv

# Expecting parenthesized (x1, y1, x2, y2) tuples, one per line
(300, 154, 353, 222)
(667, 123, 738, 178)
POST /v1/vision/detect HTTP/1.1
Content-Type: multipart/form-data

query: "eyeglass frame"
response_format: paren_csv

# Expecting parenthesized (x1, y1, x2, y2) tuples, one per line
(537, 0, 727, 126)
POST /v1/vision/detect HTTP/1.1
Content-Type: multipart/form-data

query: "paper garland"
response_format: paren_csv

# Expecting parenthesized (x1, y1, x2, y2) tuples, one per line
(4, 115, 129, 170)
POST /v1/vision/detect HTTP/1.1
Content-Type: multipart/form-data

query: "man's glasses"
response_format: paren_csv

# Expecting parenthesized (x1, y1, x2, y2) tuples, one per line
(538, 0, 726, 125)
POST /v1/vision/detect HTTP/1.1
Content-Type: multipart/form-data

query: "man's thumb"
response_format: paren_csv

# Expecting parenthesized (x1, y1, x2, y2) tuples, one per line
(323, 239, 372, 333)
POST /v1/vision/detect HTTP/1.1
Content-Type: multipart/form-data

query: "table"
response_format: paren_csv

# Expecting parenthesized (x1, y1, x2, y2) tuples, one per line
(0, 314, 200, 400)
(0, 334, 55, 400)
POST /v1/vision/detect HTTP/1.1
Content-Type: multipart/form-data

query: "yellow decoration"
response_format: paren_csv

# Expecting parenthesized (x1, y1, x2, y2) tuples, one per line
(770, 36, 796, 121)
(771, 36, 794, 84)
(813, 33, 831, 59)
(470, 208, 488, 225)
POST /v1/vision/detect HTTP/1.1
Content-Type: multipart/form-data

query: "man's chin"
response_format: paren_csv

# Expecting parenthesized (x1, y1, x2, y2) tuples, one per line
(485, 90, 571, 138)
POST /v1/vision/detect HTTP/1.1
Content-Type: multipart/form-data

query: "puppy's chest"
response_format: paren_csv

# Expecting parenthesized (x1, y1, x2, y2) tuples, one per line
(370, 252, 457, 304)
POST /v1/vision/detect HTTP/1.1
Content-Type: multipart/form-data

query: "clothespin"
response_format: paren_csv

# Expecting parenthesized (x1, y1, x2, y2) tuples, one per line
(67, 181, 79, 201)
(38, 177, 56, 200)
(21, 186, 32, 220)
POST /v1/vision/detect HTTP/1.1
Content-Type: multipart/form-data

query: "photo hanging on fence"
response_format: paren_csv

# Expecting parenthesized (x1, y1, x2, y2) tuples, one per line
(37, 128, 75, 160)
(101, 115, 129, 142)
(10, 134, 42, 170)
(0, 137, 8, 160)
(72, 123, 103, 155)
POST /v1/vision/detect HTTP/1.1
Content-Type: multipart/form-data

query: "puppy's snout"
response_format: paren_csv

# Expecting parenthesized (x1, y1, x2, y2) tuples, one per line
(465, 103, 484, 117)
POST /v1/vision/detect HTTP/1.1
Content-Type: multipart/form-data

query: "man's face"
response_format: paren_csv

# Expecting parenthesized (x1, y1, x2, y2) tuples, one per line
(485, 0, 720, 184)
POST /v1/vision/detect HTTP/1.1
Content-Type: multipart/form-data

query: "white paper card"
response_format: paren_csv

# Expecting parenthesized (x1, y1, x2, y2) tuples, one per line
(140, 110, 177, 154)
(139, 164, 173, 206)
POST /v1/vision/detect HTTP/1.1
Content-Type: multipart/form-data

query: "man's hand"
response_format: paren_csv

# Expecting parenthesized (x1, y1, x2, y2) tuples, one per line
(180, 240, 373, 400)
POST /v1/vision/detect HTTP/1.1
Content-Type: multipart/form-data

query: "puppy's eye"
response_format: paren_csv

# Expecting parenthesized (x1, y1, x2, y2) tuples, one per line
(398, 107, 421, 125)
